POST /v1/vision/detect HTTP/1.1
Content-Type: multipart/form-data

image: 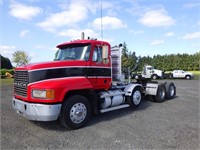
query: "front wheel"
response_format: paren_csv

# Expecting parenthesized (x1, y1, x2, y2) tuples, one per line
(152, 74, 158, 80)
(59, 95, 91, 129)
(127, 87, 142, 108)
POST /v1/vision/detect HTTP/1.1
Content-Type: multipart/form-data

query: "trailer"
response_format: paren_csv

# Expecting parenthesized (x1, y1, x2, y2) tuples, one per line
(12, 33, 176, 129)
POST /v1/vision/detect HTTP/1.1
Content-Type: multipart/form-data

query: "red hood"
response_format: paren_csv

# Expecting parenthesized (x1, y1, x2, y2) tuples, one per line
(15, 60, 88, 71)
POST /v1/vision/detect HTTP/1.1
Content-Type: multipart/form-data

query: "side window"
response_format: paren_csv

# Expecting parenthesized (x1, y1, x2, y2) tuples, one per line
(84, 46, 91, 61)
(92, 46, 102, 62)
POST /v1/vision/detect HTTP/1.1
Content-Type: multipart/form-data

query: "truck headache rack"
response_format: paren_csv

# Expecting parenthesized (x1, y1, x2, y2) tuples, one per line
(111, 45, 122, 81)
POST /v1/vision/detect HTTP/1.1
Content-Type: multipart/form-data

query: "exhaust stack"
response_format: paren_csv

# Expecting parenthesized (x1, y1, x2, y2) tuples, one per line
(81, 32, 84, 40)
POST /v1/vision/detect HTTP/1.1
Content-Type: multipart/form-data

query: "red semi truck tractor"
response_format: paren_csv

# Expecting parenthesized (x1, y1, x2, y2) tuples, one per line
(12, 33, 176, 129)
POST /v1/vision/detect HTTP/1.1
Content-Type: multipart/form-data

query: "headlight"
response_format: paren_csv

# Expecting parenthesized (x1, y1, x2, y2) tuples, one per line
(32, 89, 55, 99)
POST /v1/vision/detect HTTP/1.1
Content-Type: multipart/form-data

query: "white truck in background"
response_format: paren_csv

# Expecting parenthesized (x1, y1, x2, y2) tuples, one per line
(133, 65, 164, 80)
(133, 67, 195, 80)
(170, 70, 194, 79)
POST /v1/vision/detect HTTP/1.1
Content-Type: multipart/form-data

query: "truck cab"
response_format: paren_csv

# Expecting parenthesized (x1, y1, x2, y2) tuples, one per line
(55, 39, 112, 90)
(142, 65, 163, 79)
(12, 33, 176, 129)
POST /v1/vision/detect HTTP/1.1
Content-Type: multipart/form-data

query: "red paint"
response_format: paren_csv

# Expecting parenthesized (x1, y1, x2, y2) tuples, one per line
(14, 39, 112, 103)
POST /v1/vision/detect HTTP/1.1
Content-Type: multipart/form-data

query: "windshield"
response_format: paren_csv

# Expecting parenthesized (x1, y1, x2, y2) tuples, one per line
(55, 44, 91, 61)
(147, 66, 154, 70)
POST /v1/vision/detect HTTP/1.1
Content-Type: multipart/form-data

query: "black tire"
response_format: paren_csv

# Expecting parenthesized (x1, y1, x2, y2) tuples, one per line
(135, 75, 139, 79)
(168, 73, 173, 79)
(59, 95, 91, 130)
(153, 83, 166, 103)
(185, 75, 191, 80)
(127, 87, 142, 108)
(152, 74, 158, 80)
(146, 95, 155, 102)
(165, 82, 176, 99)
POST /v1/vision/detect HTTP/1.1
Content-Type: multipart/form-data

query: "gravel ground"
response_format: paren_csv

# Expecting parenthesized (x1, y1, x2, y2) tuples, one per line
(1, 80, 199, 150)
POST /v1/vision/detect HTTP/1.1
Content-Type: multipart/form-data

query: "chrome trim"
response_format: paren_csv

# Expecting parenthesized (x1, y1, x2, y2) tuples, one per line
(14, 70, 28, 97)
(28, 66, 111, 72)
(12, 98, 61, 121)
(100, 104, 129, 113)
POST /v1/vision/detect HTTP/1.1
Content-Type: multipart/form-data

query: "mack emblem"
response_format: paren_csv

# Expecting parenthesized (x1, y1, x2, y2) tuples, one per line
(14, 82, 27, 87)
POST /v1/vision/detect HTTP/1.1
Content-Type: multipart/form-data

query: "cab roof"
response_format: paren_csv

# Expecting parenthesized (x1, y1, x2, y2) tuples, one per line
(56, 39, 110, 48)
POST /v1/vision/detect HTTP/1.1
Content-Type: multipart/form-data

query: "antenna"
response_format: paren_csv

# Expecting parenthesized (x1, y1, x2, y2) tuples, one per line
(101, 3, 103, 41)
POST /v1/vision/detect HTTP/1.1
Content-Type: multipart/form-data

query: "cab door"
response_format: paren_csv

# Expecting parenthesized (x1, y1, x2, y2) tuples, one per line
(89, 44, 111, 89)
(173, 70, 179, 78)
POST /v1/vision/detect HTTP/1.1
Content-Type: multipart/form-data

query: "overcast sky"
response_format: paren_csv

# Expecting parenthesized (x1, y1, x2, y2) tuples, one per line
(0, 0, 199, 65)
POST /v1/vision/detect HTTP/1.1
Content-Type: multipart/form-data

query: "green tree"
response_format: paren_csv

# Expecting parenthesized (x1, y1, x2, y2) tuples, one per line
(128, 51, 137, 71)
(192, 52, 200, 70)
(137, 56, 152, 71)
(55, 50, 59, 60)
(120, 41, 199, 71)
(138, 52, 199, 71)
(121, 42, 129, 73)
(0, 55, 13, 69)
(12, 50, 31, 67)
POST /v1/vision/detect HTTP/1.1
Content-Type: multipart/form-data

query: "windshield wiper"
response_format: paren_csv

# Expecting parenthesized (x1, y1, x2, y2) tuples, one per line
(64, 56, 75, 60)
(54, 58, 60, 61)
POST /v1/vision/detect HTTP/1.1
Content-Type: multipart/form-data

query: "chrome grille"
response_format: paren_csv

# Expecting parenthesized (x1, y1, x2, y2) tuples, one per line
(14, 71, 28, 97)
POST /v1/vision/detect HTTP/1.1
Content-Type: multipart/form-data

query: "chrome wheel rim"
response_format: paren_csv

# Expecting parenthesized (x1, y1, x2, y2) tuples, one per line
(169, 86, 175, 97)
(133, 90, 141, 105)
(186, 76, 190, 79)
(70, 103, 87, 124)
(159, 88, 165, 99)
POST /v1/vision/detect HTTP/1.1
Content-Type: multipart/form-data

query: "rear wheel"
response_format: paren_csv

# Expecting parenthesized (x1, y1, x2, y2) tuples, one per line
(128, 87, 142, 108)
(153, 83, 166, 103)
(165, 82, 176, 99)
(185, 75, 191, 80)
(59, 95, 91, 129)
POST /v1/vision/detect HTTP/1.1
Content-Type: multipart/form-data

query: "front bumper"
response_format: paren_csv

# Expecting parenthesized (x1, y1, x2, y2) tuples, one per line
(12, 98, 61, 121)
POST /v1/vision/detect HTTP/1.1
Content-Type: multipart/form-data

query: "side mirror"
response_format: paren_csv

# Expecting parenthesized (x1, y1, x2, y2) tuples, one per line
(102, 45, 109, 59)
(102, 45, 109, 64)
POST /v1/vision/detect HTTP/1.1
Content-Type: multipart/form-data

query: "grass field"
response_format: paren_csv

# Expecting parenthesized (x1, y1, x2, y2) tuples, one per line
(0, 78, 14, 85)
(188, 71, 200, 80)
(189, 70, 200, 75)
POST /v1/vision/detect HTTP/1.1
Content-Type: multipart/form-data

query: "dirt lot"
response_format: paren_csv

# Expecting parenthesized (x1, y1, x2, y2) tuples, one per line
(1, 80, 199, 150)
